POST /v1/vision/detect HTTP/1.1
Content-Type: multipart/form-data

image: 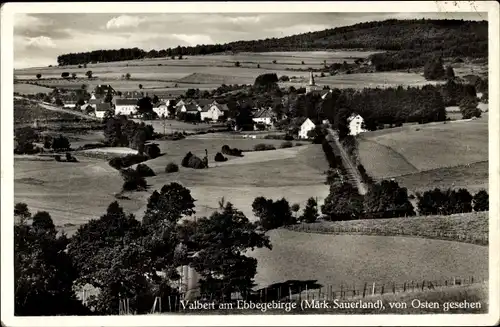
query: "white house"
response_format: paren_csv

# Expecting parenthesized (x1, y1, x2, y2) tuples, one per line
(114, 98, 138, 116)
(201, 103, 229, 121)
(347, 114, 367, 136)
(95, 103, 112, 119)
(178, 102, 199, 115)
(252, 108, 276, 126)
(299, 118, 316, 139)
(153, 101, 170, 118)
(63, 101, 77, 109)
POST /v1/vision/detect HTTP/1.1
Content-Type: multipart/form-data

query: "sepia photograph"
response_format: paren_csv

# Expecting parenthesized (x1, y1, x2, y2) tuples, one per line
(1, 1, 499, 326)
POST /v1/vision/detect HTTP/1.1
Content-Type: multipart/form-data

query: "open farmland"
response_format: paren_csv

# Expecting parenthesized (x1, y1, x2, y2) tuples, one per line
(249, 230, 488, 291)
(14, 51, 396, 97)
(357, 113, 488, 194)
(14, 83, 54, 94)
(16, 139, 330, 236)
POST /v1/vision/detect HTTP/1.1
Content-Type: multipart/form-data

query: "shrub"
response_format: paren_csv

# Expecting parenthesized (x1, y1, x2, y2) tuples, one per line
(295, 142, 303, 146)
(121, 169, 148, 192)
(221, 145, 243, 157)
(254, 143, 276, 151)
(145, 143, 161, 159)
(165, 162, 179, 173)
(54, 155, 61, 162)
(214, 152, 227, 162)
(108, 154, 148, 170)
(181, 152, 207, 169)
(136, 163, 156, 177)
(284, 134, 294, 141)
(280, 141, 293, 149)
(181, 152, 193, 167)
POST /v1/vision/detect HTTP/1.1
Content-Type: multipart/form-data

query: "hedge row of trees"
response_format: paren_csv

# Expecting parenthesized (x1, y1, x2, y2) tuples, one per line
(15, 183, 272, 315)
(417, 188, 489, 215)
(56, 19, 487, 70)
(104, 115, 155, 154)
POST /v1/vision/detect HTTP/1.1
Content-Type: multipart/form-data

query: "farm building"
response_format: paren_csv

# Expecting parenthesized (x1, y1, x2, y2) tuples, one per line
(299, 118, 316, 139)
(177, 102, 199, 115)
(95, 103, 112, 119)
(153, 101, 170, 118)
(63, 101, 77, 109)
(194, 99, 214, 111)
(86, 98, 102, 110)
(94, 84, 116, 95)
(201, 103, 229, 122)
(113, 98, 138, 116)
(252, 108, 276, 126)
(347, 113, 367, 136)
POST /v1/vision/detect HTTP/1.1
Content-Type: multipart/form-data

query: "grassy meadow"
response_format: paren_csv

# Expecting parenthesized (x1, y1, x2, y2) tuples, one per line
(357, 113, 488, 194)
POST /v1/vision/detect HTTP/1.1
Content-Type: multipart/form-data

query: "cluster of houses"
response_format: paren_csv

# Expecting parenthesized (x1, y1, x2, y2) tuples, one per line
(61, 81, 367, 138)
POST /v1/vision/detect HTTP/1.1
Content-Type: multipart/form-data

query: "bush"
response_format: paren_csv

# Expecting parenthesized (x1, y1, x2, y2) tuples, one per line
(182, 152, 207, 169)
(54, 155, 61, 162)
(121, 169, 148, 192)
(165, 162, 179, 173)
(221, 145, 243, 157)
(145, 143, 161, 159)
(284, 134, 294, 141)
(295, 142, 303, 146)
(253, 143, 276, 151)
(214, 152, 227, 162)
(136, 163, 156, 177)
(108, 154, 149, 170)
(280, 141, 293, 149)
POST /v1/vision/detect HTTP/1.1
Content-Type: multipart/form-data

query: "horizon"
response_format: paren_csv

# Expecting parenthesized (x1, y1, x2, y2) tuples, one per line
(14, 12, 486, 70)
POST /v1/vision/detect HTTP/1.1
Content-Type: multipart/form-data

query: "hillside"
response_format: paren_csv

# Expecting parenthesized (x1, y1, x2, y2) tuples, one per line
(56, 19, 488, 71)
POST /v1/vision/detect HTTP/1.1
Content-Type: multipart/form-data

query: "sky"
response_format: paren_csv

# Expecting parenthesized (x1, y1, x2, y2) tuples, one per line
(13, 12, 486, 69)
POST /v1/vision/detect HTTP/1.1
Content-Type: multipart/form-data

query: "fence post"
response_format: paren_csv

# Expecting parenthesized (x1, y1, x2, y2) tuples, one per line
(289, 287, 292, 301)
(421, 281, 425, 291)
(403, 282, 406, 292)
(362, 282, 367, 298)
(305, 284, 308, 300)
(372, 282, 376, 296)
(453, 277, 456, 286)
(380, 284, 384, 295)
(392, 283, 396, 294)
(340, 284, 343, 299)
(318, 287, 322, 300)
(471, 276, 474, 284)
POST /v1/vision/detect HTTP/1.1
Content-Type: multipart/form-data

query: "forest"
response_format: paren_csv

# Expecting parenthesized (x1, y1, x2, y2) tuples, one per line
(56, 19, 488, 70)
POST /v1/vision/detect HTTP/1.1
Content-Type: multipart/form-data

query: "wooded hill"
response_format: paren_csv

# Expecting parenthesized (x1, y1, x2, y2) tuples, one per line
(57, 19, 488, 71)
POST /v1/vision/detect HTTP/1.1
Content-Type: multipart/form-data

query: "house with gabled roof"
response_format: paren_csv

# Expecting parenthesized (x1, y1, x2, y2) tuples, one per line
(113, 98, 138, 116)
(201, 102, 229, 122)
(252, 108, 276, 126)
(299, 118, 316, 139)
(95, 102, 112, 119)
(347, 113, 367, 136)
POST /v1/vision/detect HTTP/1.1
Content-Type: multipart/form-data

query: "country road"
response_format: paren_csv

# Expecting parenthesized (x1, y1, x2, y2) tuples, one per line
(15, 96, 102, 121)
(326, 128, 368, 195)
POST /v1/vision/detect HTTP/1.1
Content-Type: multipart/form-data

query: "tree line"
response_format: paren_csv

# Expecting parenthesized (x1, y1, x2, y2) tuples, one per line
(14, 183, 271, 315)
(56, 19, 487, 70)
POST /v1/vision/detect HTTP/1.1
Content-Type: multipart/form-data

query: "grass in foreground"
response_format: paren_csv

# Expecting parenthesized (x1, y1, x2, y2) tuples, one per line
(286, 211, 488, 245)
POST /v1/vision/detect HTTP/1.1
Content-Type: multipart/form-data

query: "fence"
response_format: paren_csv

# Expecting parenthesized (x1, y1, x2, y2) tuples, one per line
(107, 275, 484, 315)
(286, 224, 489, 246)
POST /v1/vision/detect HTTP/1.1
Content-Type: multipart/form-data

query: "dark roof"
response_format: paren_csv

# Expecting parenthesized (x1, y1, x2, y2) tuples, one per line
(88, 99, 101, 105)
(184, 103, 199, 112)
(195, 99, 213, 108)
(253, 108, 275, 119)
(96, 103, 112, 111)
(114, 98, 138, 106)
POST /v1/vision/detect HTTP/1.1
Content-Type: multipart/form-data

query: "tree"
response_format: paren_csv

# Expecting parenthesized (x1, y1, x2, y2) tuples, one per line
(423, 57, 445, 80)
(301, 197, 319, 223)
(473, 190, 488, 212)
(272, 60, 277, 64)
(459, 96, 481, 119)
(363, 180, 415, 219)
(252, 196, 295, 231)
(85, 70, 93, 79)
(417, 188, 473, 216)
(235, 61, 241, 67)
(137, 96, 153, 114)
(68, 202, 156, 314)
(61, 72, 70, 79)
(291, 203, 300, 219)
(15, 208, 88, 315)
(152, 94, 159, 104)
(125, 73, 131, 80)
(36, 73, 42, 79)
(257, 64, 260, 68)
(15, 126, 39, 154)
(139, 84, 143, 89)
(72, 72, 77, 79)
(180, 202, 272, 301)
(14, 202, 31, 223)
(323, 184, 363, 221)
(445, 66, 455, 80)
(51, 134, 71, 151)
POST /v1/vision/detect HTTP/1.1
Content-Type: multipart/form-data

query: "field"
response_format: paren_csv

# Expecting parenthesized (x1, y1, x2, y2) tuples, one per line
(15, 138, 330, 235)
(13, 51, 444, 98)
(14, 83, 54, 94)
(357, 114, 488, 194)
(249, 230, 488, 291)
(287, 211, 489, 245)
